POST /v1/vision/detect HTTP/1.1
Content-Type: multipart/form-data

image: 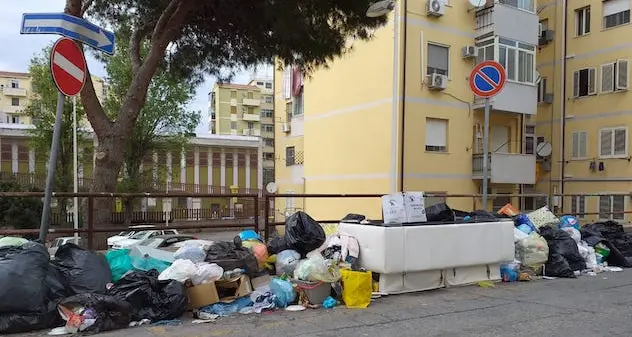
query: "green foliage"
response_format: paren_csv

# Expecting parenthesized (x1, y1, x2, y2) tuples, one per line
(89, 0, 388, 82)
(103, 29, 200, 193)
(25, 45, 87, 192)
(0, 181, 43, 230)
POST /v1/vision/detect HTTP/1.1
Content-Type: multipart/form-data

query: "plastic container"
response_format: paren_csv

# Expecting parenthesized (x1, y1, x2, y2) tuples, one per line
(293, 279, 332, 305)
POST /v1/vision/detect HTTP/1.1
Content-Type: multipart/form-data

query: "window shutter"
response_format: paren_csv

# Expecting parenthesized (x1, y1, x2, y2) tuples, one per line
(579, 196, 586, 217)
(613, 195, 625, 220)
(603, 0, 630, 16)
(601, 63, 615, 93)
(283, 68, 291, 99)
(599, 196, 611, 219)
(614, 128, 627, 155)
(572, 71, 580, 97)
(579, 132, 587, 157)
(588, 68, 596, 95)
(616, 59, 629, 90)
(601, 129, 613, 156)
(571, 132, 579, 158)
(426, 119, 448, 147)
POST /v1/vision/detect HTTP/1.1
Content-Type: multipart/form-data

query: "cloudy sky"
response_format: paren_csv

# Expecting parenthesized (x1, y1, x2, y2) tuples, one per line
(0, 1, 270, 135)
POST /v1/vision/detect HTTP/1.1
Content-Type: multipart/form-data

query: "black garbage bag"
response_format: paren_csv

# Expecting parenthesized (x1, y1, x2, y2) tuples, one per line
(544, 253, 576, 278)
(539, 226, 586, 271)
(206, 241, 260, 277)
(58, 293, 132, 335)
(581, 222, 632, 267)
(267, 236, 290, 255)
(425, 203, 455, 222)
(107, 270, 188, 322)
(284, 211, 326, 257)
(54, 243, 112, 294)
(0, 301, 63, 334)
(45, 265, 72, 301)
(0, 241, 49, 313)
(341, 213, 366, 223)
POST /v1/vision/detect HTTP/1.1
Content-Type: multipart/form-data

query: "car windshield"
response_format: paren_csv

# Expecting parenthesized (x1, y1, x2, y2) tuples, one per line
(130, 231, 150, 240)
(138, 238, 162, 248)
(52, 239, 63, 248)
(118, 231, 132, 236)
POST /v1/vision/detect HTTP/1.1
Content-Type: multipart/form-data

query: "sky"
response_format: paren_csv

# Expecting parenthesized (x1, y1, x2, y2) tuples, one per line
(0, 1, 271, 135)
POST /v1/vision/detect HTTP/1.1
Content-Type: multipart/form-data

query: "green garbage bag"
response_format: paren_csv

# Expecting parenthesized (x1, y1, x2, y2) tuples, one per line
(105, 249, 134, 282)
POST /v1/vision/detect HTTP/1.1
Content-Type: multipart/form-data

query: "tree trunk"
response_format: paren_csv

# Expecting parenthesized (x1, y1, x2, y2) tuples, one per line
(123, 198, 133, 226)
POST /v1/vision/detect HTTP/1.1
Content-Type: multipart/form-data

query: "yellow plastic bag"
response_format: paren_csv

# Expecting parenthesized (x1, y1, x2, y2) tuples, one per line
(341, 269, 372, 309)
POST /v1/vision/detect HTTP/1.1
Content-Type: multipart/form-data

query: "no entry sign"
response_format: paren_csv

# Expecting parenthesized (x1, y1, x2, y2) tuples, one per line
(50, 37, 87, 96)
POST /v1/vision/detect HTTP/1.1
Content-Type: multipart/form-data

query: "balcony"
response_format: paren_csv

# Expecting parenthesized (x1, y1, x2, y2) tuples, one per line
(242, 129, 261, 137)
(242, 113, 261, 122)
(475, 2, 539, 45)
(472, 152, 536, 184)
(2, 105, 26, 114)
(2, 87, 27, 97)
(242, 98, 260, 106)
(473, 81, 537, 115)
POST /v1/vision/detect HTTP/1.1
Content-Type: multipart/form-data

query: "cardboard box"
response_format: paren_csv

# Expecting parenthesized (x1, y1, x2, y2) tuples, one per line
(215, 275, 253, 302)
(186, 282, 219, 310)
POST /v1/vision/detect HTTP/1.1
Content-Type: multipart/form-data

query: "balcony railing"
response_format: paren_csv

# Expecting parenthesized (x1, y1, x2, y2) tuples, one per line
(2, 87, 27, 97)
(472, 152, 536, 184)
(242, 113, 261, 122)
(475, 7, 494, 31)
(242, 98, 260, 106)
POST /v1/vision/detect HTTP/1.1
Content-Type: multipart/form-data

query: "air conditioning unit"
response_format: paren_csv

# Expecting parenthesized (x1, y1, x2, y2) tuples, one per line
(282, 122, 291, 133)
(427, 0, 445, 16)
(542, 93, 554, 104)
(428, 73, 448, 90)
(461, 45, 478, 59)
(538, 30, 554, 46)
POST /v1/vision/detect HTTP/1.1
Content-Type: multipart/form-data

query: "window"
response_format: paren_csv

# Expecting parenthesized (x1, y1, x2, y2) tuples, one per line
(575, 6, 591, 36)
(10, 80, 19, 88)
(247, 107, 254, 115)
(263, 168, 275, 183)
(603, 0, 630, 29)
(599, 127, 627, 158)
(102, 84, 108, 97)
(524, 125, 536, 155)
(285, 146, 295, 166)
(498, 38, 535, 83)
(265, 139, 274, 147)
(231, 106, 237, 114)
(600, 59, 629, 93)
(427, 43, 449, 76)
(265, 82, 272, 89)
(261, 109, 274, 118)
(230, 121, 237, 130)
(247, 121, 254, 130)
(11, 98, 19, 106)
(499, 0, 535, 12)
(247, 92, 253, 99)
(257, 81, 264, 86)
(523, 196, 547, 212)
(475, 38, 494, 64)
(263, 125, 274, 133)
(210, 112, 216, 120)
(7, 115, 20, 124)
(264, 96, 273, 104)
(493, 193, 512, 212)
(537, 77, 548, 103)
(600, 195, 625, 220)
(293, 90, 304, 116)
(571, 131, 587, 159)
(572, 68, 596, 97)
(425, 118, 448, 152)
(230, 91, 237, 99)
(571, 196, 586, 218)
(263, 153, 275, 161)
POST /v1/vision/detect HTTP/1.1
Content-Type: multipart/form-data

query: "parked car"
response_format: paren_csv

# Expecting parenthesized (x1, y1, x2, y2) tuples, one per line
(48, 236, 84, 259)
(111, 229, 179, 250)
(107, 224, 157, 248)
(137, 234, 198, 249)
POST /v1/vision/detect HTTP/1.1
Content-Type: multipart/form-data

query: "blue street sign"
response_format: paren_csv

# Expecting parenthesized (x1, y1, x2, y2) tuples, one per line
(20, 13, 115, 55)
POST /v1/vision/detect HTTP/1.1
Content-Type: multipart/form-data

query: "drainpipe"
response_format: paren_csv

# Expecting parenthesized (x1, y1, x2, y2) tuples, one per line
(559, 0, 568, 210)
(399, 0, 408, 192)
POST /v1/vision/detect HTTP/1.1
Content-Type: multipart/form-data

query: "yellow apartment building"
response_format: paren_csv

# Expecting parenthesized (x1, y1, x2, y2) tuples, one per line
(209, 82, 276, 185)
(274, 0, 540, 221)
(0, 70, 264, 224)
(536, 0, 632, 223)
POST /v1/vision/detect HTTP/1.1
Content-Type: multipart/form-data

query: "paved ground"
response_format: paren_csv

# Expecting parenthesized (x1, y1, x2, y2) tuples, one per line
(16, 268, 632, 337)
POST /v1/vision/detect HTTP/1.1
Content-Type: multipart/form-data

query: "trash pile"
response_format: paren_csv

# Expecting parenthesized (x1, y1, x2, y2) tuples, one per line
(502, 205, 625, 282)
(0, 211, 374, 335)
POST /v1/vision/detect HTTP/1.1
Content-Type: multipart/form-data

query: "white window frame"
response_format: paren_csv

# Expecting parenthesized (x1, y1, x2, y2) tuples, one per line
(575, 6, 591, 37)
(600, 59, 629, 93)
(572, 67, 597, 98)
(603, 0, 631, 29)
(498, 37, 536, 84)
(570, 131, 588, 159)
(425, 118, 448, 153)
(571, 195, 586, 219)
(426, 42, 450, 77)
(599, 194, 626, 221)
(499, 0, 535, 13)
(524, 124, 536, 155)
(599, 126, 628, 158)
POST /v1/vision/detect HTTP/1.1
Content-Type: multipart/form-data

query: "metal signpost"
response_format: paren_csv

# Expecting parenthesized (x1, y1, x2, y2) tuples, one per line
(469, 61, 506, 210)
(20, 13, 116, 242)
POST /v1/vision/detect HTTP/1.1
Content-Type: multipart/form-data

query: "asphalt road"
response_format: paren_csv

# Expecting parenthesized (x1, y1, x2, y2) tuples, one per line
(16, 268, 632, 337)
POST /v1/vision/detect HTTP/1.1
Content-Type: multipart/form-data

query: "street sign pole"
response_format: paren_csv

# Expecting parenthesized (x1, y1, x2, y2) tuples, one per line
(73, 96, 79, 244)
(469, 60, 507, 211)
(482, 97, 490, 211)
(39, 92, 65, 241)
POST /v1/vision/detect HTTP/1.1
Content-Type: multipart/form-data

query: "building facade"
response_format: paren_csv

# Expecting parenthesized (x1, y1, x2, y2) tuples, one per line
(248, 78, 276, 185)
(535, 0, 632, 223)
(274, 0, 540, 221)
(0, 71, 31, 125)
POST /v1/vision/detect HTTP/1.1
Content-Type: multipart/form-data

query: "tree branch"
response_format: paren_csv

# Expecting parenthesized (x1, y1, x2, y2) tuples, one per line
(130, 23, 153, 73)
(150, 0, 183, 45)
(64, 0, 82, 16)
(79, 0, 94, 16)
